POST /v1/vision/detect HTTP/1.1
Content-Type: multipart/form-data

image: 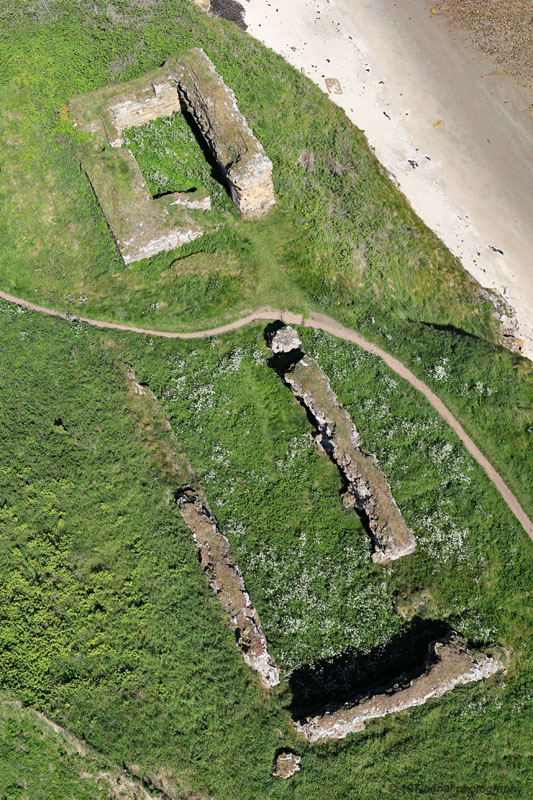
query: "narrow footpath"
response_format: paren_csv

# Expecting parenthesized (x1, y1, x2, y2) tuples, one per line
(1, 288, 531, 540)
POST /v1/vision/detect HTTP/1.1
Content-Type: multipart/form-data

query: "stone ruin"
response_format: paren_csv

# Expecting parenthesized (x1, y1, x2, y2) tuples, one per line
(272, 751, 301, 779)
(177, 490, 280, 689)
(268, 326, 416, 563)
(173, 49, 275, 217)
(295, 632, 504, 742)
(70, 48, 275, 264)
(122, 340, 504, 751)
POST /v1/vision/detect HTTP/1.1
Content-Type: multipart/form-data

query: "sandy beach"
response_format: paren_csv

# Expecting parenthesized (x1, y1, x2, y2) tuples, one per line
(242, 0, 533, 357)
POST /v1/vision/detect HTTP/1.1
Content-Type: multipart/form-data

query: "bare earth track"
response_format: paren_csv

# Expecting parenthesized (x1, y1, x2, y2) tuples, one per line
(1, 288, 531, 540)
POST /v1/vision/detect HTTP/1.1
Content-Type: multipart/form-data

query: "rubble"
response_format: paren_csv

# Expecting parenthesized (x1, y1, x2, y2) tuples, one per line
(272, 751, 301, 779)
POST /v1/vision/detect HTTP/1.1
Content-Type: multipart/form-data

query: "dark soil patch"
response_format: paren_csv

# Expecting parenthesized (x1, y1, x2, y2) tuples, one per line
(210, 0, 248, 31)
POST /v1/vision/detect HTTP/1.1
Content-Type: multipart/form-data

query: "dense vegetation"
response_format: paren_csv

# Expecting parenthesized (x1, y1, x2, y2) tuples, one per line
(0, 694, 151, 800)
(0, 303, 531, 798)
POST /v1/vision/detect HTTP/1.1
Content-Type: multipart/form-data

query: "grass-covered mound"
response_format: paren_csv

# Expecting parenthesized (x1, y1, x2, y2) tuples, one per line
(0, 302, 531, 798)
(0, 694, 155, 800)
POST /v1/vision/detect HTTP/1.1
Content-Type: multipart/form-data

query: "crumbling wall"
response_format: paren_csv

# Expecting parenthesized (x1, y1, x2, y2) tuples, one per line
(177, 492, 280, 688)
(107, 81, 181, 147)
(269, 326, 416, 563)
(171, 48, 276, 217)
(123, 364, 279, 689)
(295, 632, 504, 742)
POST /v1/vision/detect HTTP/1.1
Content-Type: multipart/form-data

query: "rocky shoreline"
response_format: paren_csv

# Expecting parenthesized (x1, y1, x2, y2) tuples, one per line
(440, 0, 533, 89)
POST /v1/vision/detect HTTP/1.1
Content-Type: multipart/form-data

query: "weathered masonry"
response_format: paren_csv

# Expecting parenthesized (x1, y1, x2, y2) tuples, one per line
(269, 326, 416, 563)
(173, 48, 275, 217)
(70, 48, 275, 264)
(295, 633, 504, 742)
(177, 491, 280, 689)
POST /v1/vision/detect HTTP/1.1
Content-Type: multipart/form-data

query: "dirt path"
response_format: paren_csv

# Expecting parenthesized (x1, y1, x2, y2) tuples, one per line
(0, 696, 164, 799)
(1, 288, 531, 539)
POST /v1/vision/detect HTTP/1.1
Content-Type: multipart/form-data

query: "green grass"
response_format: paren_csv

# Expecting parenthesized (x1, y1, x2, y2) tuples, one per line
(0, 695, 154, 800)
(0, 303, 531, 798)
(0, 0, 530, 524)
(123, 110, 231, 206)
(0, 2, 532, 797)
(0, 0, 502, 338)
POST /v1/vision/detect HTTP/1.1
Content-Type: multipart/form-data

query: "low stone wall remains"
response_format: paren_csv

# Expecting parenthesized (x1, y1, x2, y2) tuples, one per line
(269, 326, 416, 563)
(177, 492, 280, 688)
(295, 632, 504, 742)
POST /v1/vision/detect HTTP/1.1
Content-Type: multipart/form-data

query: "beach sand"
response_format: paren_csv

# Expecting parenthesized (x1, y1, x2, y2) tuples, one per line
(242, 0, 533, 356)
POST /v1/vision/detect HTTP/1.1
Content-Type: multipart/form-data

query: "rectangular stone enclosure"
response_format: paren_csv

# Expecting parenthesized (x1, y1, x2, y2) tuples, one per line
(70, 48, 275, 264)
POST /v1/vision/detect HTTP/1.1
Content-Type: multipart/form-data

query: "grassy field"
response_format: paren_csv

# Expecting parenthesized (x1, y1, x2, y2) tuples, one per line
(0, 1, 532, 797)
(0, 302, 531, 799)
(0, 0, 531, 525)
(122, 110, 232, 207)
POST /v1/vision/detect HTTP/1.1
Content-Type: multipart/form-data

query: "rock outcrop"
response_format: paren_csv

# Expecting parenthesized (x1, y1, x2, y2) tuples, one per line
(172, 48, 275, 217)
(268, 326, 416, 563)
(272, 751, 301, 779)
(269, 325, 302, 354)
(295, 632, 504, 742)
(177, 492, 280, 688)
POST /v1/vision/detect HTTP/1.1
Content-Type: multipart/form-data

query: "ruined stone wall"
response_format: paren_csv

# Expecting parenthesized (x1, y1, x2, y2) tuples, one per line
(171, 48, 276, 217)
(107, 81, 181, 147)
(296, 633, 504, 742)
(123, 365, 279, 689)
(178, 493, 280, 688)
(269, 326, 416, 563)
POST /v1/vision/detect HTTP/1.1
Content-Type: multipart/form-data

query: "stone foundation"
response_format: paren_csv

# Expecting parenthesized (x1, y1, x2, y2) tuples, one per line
(70, 48, 275, 264)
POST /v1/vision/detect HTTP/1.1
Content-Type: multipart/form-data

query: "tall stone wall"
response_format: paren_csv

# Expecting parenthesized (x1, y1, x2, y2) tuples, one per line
(171, 48, 276, 217)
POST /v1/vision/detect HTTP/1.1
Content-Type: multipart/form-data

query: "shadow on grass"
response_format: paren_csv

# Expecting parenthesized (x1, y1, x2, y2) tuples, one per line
(288, 616, 451, 718)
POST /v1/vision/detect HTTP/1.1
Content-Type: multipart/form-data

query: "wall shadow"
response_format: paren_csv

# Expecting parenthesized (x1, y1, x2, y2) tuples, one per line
(178, 101, 231, 196)
(288, 616, 451, 718)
